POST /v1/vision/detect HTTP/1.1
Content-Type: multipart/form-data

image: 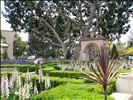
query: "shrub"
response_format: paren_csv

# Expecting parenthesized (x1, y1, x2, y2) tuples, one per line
(42, 70, 91, 80)
(66, 49, 72, 59)
(42, 67, 55, 73)
(1, 65, 39, 72)
(3, 51, 8, 59)
(19, 74, 85, 92)
(34, 83, 115, 100)
(111, 44, 118, 59)
(0, 72, 23, 79)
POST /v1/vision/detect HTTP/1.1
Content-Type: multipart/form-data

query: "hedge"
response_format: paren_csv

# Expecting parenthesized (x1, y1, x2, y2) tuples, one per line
(34, 83, 115, 100)
(42, 67, 56, 73)
(43, 70, 87, 78)
(1, 71, 116, 96)
(1, 65, 41, 72)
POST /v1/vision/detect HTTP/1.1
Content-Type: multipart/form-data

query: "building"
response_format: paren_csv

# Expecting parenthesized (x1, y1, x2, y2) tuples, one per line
(1, 30, 14, 59)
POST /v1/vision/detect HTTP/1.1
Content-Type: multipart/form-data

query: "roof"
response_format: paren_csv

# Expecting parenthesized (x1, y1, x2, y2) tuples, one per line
(0, 41, 9, 47)
(80, 31, 106, 41)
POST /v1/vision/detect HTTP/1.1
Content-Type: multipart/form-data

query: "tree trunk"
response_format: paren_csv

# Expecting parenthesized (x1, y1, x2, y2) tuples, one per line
(62, 45, 67, 59)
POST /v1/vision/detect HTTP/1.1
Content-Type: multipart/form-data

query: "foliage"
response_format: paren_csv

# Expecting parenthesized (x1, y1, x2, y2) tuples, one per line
(3, 1, 133, 58)
(124, 47, 133, 56)
(116, 43, 126, 56)
(1, 65, 39, 73)
(42, 70, 88, 79)
(111, 44, 119, 59)
(13, 34, 28, 57)
(1, 71, 37, 100)
(88, 44, 99, 58)
(34, 83, 115, 100)
(42, 67, 56, 73)
(80, 46, 121, 100)
(3, 51, 8, 59)
(127, 30, 133, 47)
(66, 49, 72, 59)
(106, 40, 113, 54)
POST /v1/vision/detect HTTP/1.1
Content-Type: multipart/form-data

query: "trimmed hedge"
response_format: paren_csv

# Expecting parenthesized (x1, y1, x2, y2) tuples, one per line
(1, 71, 116, 96)
(1, 65, 40, 72)
(34, 83, 115, 100)
(43, 70, 87, 78)
(42, 67, 56, 73)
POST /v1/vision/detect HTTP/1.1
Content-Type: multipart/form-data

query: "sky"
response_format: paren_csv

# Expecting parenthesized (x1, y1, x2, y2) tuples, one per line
(1, 1, 133, 42)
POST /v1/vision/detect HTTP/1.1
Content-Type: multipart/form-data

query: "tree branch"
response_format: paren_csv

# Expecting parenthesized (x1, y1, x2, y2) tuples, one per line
(31, 28, 61, 47)
(40, 17, 64, 45)
(84, 2, 97, 35)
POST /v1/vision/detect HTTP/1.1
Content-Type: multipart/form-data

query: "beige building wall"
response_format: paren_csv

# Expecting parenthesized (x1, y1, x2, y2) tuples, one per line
(1, 30, 14, 58)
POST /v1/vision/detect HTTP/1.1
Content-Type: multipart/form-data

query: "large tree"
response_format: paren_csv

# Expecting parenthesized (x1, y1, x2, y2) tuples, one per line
(111, 44, 118, 59)
(3, 0, 132, 58)
(13, 34, 28, 57)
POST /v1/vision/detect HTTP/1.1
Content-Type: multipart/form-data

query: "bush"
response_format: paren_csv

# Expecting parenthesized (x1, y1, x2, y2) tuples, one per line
(3, 51, 8, 59)
(19, 74, 85, 92)
(66, 49, 72, 59)
(111, 44, 118, 59)
(42, 70, 90, 79)
(34, 83, 115, 100)
(0, 72, 23, 79)
(42, 67, 55, 73)
(1, 65, 39, 72)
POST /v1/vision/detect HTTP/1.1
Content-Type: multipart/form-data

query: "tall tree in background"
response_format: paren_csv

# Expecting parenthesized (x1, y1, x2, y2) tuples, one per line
(13, 34, 28, 57)
(111, 44, 118, 59)
(2, 0, 132, 58)
(127, 30, 133, 47)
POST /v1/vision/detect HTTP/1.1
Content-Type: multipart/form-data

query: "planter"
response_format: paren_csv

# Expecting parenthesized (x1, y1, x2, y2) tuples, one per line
(116, 70, 133, 100)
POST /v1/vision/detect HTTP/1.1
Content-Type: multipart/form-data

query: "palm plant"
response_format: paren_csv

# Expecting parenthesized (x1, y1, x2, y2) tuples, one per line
(80, 46, 121, 100)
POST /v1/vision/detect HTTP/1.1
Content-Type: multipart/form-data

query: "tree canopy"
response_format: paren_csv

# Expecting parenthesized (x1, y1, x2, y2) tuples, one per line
(3, 0, 133, 58)
(111, 44, 118, 59)
(13, 34, 28, 57)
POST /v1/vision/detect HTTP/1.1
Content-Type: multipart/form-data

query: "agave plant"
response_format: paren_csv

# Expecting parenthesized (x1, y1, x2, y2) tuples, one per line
(80, 46, 121, 100)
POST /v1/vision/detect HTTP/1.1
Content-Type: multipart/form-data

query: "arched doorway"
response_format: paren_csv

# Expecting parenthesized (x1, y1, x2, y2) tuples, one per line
(83, 43, 99, 61)
(79, 31, 106, 61)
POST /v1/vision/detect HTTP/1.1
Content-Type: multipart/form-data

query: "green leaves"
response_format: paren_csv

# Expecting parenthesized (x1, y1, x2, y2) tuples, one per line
(13, 34, 28, 57)
(80, 45, 121, 100)
(111, 44, 118, 59)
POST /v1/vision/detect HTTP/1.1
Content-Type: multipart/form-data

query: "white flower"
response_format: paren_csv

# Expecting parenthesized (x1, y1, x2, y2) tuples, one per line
(38, 69, 44, 83)
(34, 86, 38, 94)
(45, 75, 51, 90)
(1, 74, 10, 98)
(18, 82, 31, 100)
(26, 71, 31, 82)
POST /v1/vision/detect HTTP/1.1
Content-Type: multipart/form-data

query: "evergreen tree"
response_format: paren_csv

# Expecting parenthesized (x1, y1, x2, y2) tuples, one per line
(111, 44, 118, 59)
(3, 51, 8, 59)
(66, 49, 72, 59)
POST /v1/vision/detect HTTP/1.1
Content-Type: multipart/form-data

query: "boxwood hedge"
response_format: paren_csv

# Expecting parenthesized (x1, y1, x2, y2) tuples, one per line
(34, 83, 115, 100)
(1, 65, 40, 72)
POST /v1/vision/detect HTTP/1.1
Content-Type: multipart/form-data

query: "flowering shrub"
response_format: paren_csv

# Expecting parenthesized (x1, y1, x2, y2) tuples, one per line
(0, 68, 51, 100)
